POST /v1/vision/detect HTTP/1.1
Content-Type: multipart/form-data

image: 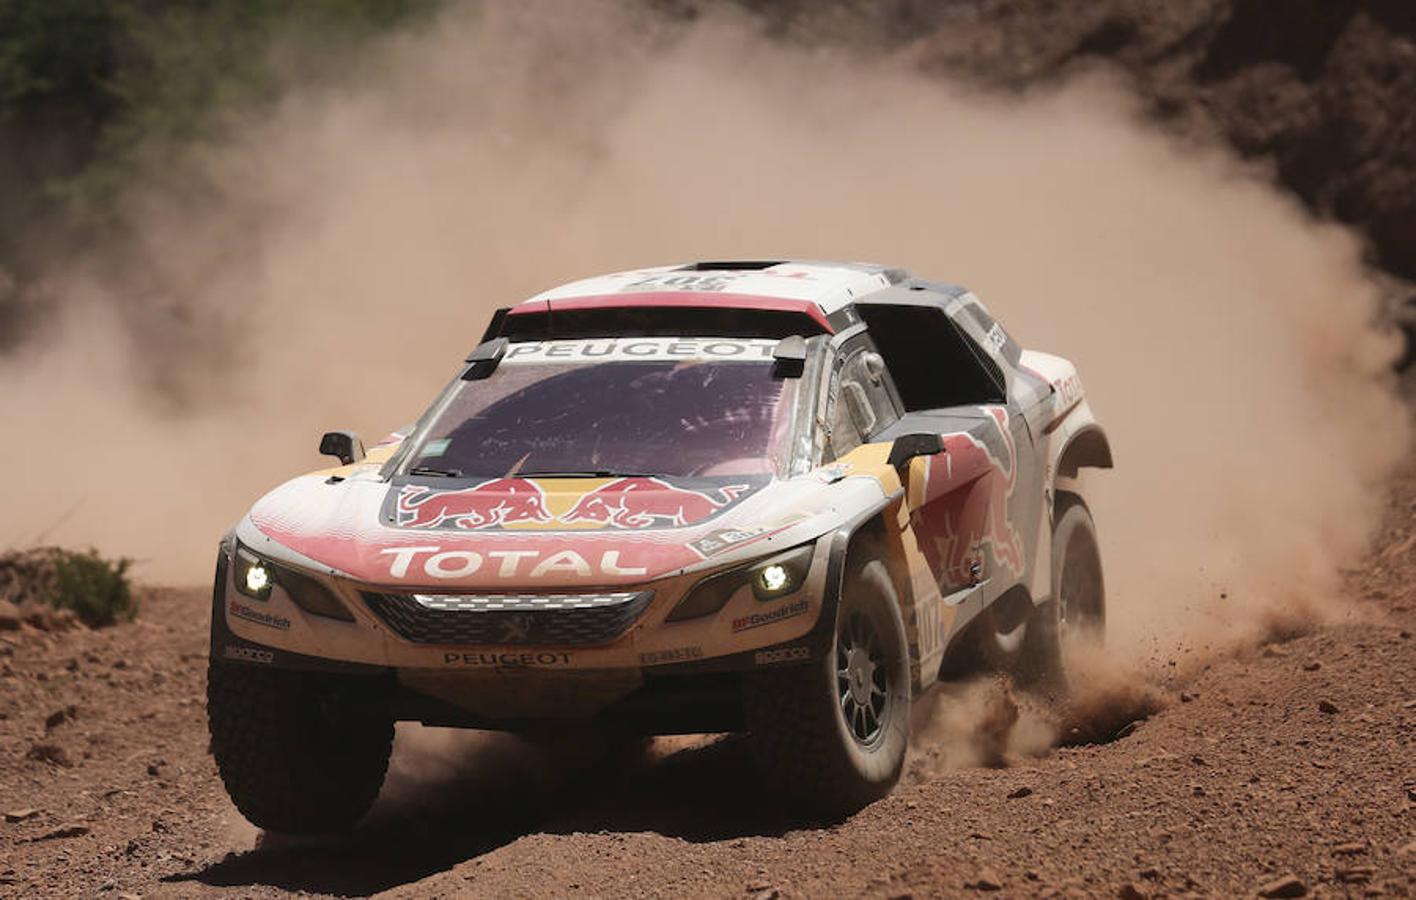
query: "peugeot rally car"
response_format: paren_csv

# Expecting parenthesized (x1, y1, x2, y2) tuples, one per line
(207, 261, 1112, 833)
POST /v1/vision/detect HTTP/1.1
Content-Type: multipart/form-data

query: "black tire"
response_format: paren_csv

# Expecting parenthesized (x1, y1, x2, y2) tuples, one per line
(1017, 492, 1106, 690)
(207, 662, 394, 834)
(743, 556, 911, 816)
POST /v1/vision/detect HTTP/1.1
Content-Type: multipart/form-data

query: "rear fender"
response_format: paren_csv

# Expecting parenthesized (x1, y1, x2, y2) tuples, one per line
(1018, 351, 1113, 602)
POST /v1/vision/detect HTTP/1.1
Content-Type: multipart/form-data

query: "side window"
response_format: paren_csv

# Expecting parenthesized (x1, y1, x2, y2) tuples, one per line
(854, 304, 1007, 409)
(852, 348, 901, 433)
(825, 344, 902, 461)
(827, 367, 864, 460)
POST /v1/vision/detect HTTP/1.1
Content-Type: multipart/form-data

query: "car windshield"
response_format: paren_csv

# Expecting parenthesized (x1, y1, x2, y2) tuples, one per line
(404, 339, 801, 479)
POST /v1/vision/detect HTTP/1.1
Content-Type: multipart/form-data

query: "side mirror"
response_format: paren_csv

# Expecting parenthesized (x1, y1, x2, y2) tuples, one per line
(319, 430, 366, 466)
(887, 432, 943, 469)
(771, 335, 807, 378)
(462, 337, 509, 381)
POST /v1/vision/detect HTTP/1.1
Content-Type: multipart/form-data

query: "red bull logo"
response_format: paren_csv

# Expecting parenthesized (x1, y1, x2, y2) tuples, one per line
(913, 407, 1026, 589)
(395, 479, 552, 530)
(561, 478, 749, 529)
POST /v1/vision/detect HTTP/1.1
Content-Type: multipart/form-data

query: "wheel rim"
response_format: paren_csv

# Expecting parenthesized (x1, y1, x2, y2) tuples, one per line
(836, 610, 891, 748)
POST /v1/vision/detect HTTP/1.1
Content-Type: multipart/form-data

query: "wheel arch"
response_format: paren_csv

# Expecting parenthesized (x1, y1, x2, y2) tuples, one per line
(841, 512, 914, 610)
(1056, 423, 1113, 479)
(805, 493, 912, 660)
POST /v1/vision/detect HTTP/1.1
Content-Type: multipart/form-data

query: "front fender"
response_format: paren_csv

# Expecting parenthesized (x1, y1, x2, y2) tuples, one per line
(800, 490, 906, 668)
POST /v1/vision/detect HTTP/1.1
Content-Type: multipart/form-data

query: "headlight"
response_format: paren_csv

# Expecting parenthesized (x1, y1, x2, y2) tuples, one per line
(758, 564, 790, 594)
(666, 544, 815, 623)
(230, 544, 355, 622)
(233, 546, 273, 601)
(754, 559, 811, 601)
(245, 563, 272, 594)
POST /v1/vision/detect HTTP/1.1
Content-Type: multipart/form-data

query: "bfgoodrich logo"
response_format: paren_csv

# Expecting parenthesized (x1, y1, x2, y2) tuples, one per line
(731, 598, 809, 633)
(228, 600, 291, 631)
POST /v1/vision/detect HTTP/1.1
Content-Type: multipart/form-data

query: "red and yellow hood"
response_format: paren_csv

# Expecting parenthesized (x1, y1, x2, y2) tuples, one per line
(243, 454, 896, 590)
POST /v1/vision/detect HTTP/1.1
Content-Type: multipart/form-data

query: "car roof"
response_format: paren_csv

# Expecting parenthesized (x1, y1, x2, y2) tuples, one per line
(492, 260, 981, 343)
(520, 261, 935, 317)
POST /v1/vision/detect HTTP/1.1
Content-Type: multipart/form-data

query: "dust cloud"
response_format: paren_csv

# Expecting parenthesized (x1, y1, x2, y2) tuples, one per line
(909, 676, 1057, 777)
(908, 660, 1168, 776)
(1, 0, 1408, 674)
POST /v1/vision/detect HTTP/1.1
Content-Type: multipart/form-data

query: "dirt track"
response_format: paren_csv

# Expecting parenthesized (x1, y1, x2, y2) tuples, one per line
(2, 472, 1414, 899)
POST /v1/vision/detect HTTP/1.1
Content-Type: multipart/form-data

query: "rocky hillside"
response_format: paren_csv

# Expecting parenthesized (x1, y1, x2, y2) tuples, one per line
(712, 0, 1416, 286)
(669, 0, 1416, 358)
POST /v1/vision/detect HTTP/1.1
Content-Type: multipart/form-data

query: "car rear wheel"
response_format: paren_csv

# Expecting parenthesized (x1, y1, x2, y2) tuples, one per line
(1017, 491, 1106, 690)
(743, 556, 911, 817)
(207, 662, 394, 834)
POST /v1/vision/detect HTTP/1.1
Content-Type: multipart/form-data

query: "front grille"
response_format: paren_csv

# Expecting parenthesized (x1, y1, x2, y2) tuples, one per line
(362, 590, 653, 646)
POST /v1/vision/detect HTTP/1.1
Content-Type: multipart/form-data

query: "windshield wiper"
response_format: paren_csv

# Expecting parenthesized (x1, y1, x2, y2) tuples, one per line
(515, 469, 656, 479)
(409, 465, 464, 478)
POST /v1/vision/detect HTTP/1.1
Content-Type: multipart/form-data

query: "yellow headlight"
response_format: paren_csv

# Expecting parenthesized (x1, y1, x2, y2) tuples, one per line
(758, 563, 791, 595)
(243, 561, 272, 595)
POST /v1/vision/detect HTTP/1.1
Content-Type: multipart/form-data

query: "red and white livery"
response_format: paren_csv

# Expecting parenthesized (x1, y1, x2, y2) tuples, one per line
(207, 260, 1113, 832)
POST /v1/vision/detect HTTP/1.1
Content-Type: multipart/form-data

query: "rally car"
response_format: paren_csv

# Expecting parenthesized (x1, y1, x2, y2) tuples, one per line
(206, 260, 1112, 833)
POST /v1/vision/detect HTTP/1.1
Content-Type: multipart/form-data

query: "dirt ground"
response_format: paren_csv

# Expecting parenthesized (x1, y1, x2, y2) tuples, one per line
(2, 471, 1414, 899)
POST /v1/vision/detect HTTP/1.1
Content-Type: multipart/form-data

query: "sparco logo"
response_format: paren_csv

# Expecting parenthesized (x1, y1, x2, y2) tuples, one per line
(223, 646, 274, 665)
(754, 646, 810, 665)
(731, 598, 810, 633)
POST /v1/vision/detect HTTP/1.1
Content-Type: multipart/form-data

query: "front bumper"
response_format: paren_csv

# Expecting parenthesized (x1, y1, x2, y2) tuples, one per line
(210, 535, 833, 681)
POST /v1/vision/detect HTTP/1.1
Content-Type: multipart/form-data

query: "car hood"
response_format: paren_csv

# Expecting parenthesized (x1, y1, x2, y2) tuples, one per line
(243, 466, 890, 589)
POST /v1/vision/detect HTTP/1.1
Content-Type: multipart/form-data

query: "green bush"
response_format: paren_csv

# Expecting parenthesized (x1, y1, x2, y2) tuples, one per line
(51, 547, 136, 627)
(0, 546, 137, 627)
(0, 0, 444, 332)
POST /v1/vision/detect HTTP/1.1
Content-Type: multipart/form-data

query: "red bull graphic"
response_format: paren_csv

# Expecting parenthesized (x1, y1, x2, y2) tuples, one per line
(395, 479, 552, 530)
(911, 408, 1027, 590)
(561, 478, 750, 529)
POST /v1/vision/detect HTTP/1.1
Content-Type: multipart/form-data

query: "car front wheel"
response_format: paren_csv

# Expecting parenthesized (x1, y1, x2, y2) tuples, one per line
(743, 555, 911, 816)
(207, 662, 394, 834)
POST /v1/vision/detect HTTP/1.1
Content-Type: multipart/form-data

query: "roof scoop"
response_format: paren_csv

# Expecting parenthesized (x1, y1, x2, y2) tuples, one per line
(680, 260, 783, 271)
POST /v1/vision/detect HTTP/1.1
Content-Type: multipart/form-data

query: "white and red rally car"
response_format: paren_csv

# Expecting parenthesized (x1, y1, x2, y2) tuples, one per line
(207, 261, 1112, 832)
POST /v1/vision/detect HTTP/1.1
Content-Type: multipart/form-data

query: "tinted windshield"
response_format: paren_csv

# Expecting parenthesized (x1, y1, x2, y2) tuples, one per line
(405, 340, 800, 479)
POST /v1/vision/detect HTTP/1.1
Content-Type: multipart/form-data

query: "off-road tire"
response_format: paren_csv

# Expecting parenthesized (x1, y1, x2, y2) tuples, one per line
(207, 662, 394, 834)
(1017, 491, 1106, 690)
(743, 556, 910, 817)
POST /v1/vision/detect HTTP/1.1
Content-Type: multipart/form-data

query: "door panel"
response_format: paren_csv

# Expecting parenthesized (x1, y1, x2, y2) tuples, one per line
(904, 406, 1035, 595)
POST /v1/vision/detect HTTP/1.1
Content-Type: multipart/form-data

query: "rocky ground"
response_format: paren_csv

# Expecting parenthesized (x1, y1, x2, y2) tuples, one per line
(1, 471, 1414, 898)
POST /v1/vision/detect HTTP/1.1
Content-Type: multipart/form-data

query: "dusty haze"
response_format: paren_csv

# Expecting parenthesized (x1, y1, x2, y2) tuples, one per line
(1, 2, 1407, 662)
